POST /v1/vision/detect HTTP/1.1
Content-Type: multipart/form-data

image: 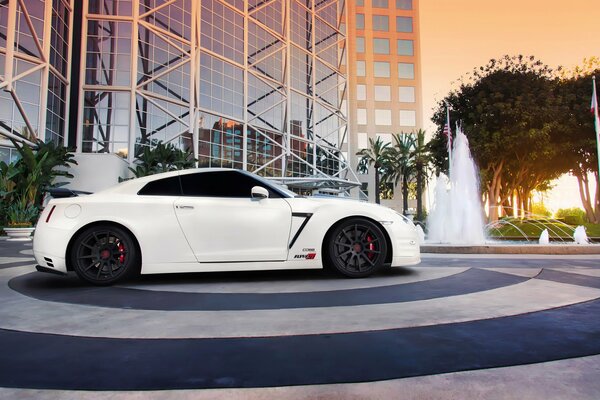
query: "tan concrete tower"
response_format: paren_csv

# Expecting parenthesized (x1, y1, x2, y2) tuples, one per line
(345, 0, 423, 207)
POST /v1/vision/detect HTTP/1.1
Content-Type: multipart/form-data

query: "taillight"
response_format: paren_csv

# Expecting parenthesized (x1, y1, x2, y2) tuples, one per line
(45, 205, 56, 223)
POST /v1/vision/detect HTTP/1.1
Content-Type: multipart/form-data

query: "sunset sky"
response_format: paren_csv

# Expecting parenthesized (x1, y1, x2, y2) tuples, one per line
(419, 0, 600, 211)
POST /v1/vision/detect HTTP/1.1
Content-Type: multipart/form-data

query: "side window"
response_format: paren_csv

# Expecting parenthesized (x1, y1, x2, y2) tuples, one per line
(180, 171, 282, 198)
(138, 176, 182, 196)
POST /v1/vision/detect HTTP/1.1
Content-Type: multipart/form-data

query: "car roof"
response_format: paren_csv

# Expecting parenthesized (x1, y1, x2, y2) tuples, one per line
(98, 168, 239, 195)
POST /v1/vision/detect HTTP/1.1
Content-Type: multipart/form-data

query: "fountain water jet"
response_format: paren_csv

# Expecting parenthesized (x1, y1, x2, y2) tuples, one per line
(539, 229, 549, 245)
(574, 226, 589, 244)
(427, 128, 486, 244)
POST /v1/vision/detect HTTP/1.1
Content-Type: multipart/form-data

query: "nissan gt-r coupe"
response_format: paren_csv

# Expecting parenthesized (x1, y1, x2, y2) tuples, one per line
(33, 168, 420, 285)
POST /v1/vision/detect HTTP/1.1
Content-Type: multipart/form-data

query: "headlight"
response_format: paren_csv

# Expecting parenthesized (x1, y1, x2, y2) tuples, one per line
(393, 210, 415, 225)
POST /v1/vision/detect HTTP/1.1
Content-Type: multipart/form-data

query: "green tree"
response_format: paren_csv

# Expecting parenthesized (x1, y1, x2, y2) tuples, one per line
(382, 133, 415, 214)
(356, 137, 390, 204)
(554, 61, 600, 223)
(412, 129, 432, 221)
(431, 55, 563, 221)
(129, 141, 196, 178)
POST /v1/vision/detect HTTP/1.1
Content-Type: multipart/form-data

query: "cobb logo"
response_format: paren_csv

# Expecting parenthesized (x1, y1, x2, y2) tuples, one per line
(294, 253, 316, 260)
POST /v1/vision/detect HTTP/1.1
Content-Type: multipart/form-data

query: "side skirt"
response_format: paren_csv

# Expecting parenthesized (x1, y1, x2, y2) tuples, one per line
(141, 260, 323, 275)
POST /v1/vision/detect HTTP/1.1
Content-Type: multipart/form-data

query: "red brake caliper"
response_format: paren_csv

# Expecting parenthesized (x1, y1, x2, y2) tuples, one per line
(366, 235, 375, 259)
(118, 242, 126, 264)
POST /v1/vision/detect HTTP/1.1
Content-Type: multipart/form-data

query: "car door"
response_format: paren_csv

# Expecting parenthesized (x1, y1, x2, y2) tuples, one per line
(173, 170, 292, 263)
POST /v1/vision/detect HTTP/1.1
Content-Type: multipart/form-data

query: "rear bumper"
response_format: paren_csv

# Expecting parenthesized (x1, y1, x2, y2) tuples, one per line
(33, 224, 71, 274)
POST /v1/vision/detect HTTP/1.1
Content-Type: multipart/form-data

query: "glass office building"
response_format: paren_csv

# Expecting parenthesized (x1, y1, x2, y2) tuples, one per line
(1, 0, 358, 191)
(0, 0, 73, 161)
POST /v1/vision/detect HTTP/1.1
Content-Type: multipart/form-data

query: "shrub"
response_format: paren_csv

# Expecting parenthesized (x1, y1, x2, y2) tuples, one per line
(531, 202, 552, 217)
(1, 140, 76, 226)
(564, 215, 585, 225)
(129, 141, 196, 178)
(555, 207, 587, 225)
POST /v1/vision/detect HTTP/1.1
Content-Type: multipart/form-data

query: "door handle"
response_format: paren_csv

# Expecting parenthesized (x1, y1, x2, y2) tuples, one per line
(176, 205, 194, 210)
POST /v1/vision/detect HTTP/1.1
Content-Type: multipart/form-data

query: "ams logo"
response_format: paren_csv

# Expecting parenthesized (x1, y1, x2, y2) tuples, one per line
(294, 253, 316, 260)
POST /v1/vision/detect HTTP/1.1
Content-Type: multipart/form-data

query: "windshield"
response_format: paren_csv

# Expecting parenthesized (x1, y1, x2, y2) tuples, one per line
(243, 172, 297, 198)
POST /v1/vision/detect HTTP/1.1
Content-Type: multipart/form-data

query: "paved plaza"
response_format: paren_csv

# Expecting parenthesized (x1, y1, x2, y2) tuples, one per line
(1, 238, 600, 399)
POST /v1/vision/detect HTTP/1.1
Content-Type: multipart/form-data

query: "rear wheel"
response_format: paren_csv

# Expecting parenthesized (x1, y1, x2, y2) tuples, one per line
(70, 224, 139, 285)
(326, 218, 388, 278)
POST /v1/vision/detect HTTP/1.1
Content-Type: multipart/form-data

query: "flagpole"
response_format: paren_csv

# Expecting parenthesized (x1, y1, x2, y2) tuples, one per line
(593, 76, 600, 189)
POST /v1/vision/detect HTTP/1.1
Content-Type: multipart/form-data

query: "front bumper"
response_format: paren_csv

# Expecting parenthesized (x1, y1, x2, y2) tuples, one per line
(35, 265, 67, 276)
(384, 220, 421, 267)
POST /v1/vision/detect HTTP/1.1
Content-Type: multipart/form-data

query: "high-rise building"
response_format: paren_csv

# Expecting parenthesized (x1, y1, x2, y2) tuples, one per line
(344, 0, 422, 207)
(0, 0, 73, 161)
(1, 0, 358, 193)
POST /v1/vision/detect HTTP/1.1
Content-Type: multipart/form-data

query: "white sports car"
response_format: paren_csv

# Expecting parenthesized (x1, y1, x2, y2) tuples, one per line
(33, 168, 420, 285)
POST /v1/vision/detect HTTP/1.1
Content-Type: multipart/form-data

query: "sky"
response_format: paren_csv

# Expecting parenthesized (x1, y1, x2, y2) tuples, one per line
(419, 0, 600, 212)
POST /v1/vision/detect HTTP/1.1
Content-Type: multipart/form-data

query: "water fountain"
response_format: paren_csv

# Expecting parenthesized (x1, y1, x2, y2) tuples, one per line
(427, 128, 486, 244)
(422, 127, 599, 254)
(539, 229, 549, 245)
(574, 226, 589, 244)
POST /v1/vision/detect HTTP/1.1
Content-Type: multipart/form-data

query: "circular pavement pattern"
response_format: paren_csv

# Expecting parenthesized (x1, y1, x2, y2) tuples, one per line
(1, 242, 600, 391)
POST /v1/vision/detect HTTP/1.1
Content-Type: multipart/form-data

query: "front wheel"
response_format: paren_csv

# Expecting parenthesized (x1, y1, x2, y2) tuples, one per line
(326, 218, 388, 278)
(70, 224, 140, 285)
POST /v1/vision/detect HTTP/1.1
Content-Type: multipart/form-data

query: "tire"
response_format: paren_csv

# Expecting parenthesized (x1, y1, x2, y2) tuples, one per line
(325, 218, 388, 278)
(70, 224, 140, 285)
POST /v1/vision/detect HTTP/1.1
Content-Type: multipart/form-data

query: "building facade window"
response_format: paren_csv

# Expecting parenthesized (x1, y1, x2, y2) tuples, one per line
(356, 85, 367, 101)
(0, 147, 20, 165)
(373, 38, 390, 54)
(375, 110, 392, 126)
(397, 39, 414, 56)
(356, 37, 365, 53)
(357, 132, 368, 149)
(396, 16, 413, 32)
(374, 61, 391, 78)
(361, 182, 369, 196)
(372, 0, 389, 8)
(356, 14, 365, 29)
(372, 15, 389, 31)
(374, 85, 391, 101)
(400, 110, 417, 126)
(399, 86, 416, 102)
(376, 133, 392, 144)
(357, 60, 366, 76)
(357, 109, 368, 125)
(396, 0, 413, 10)
(398, 62, 415, 79)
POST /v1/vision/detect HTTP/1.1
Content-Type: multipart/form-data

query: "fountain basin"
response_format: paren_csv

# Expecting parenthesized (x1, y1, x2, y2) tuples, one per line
(421, 243, 600, 255)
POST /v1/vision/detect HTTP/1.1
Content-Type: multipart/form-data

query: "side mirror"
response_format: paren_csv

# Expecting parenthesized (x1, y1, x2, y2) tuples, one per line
(251, 186, 269, 200)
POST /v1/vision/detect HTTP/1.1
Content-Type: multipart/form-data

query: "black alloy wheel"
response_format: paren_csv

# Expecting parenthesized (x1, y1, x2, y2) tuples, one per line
(327, 218, 388, 278)
(71, 225, 139, 285)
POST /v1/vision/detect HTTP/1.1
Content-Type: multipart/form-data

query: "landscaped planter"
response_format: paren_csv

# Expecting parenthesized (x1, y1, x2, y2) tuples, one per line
(3, 227, 35, 241)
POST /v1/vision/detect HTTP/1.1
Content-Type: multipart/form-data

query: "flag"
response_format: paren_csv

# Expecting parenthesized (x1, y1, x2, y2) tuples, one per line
(444, 102, 452, 160)
(443, 122, 451, 139)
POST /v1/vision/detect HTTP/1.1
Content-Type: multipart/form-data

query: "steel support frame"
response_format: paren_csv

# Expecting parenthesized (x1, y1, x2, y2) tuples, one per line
(75, 0, 358, 190)
(0, 0, 73, 147)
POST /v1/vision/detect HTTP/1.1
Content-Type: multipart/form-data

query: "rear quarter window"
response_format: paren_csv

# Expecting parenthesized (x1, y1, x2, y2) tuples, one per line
(137, 176, 182, 196)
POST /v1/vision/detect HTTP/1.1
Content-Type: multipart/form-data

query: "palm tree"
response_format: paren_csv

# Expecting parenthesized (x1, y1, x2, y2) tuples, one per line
(383, 133, 415, 215)
(356, 137, 390, 204)
(411, 129, 432, 221)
